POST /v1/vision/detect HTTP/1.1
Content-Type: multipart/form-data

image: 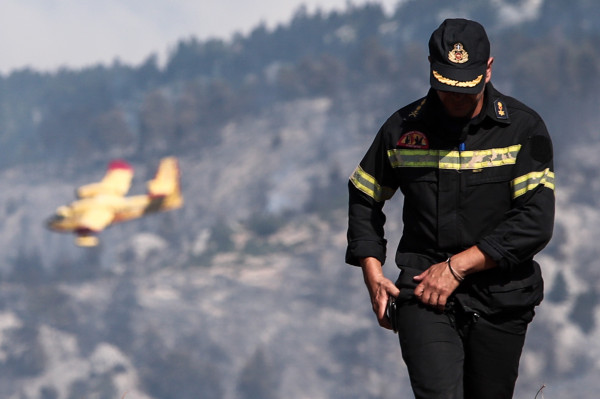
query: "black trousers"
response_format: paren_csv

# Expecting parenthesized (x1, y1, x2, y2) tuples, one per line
(393, 297, 534, 399)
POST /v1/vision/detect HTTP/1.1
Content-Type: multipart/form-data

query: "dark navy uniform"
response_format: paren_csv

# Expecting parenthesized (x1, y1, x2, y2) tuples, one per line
(346, 83, 555, 398)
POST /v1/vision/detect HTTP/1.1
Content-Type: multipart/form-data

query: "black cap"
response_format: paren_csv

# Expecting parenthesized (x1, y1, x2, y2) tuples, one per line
(429, 19, 490, 94)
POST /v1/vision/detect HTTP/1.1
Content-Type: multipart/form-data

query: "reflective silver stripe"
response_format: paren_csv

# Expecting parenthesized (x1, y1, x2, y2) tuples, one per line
(349, 165, 396, 202)
(387, 145, 521, 170)
(512, 169, 555, 199)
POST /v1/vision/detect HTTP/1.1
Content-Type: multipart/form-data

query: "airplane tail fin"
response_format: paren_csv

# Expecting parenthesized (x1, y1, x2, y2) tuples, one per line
(146, 157, 183, 210)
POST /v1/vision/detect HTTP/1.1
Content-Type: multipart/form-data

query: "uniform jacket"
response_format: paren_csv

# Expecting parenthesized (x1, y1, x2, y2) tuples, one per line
(346, 83, 555, 314)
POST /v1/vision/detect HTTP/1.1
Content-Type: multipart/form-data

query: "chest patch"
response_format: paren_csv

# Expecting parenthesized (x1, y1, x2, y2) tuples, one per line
(397, 131, 429, 149)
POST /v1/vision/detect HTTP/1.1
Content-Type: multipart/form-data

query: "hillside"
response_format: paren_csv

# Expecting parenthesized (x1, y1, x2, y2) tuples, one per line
(1, 0, 600, 398)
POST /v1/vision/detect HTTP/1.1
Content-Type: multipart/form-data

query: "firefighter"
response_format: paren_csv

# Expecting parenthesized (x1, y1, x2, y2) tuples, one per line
(346, 19, 555, 399)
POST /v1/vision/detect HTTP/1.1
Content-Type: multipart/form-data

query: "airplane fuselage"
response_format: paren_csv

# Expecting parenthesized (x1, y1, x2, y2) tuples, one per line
(47, 193, 181, 233)
(46, 157, 183, 246)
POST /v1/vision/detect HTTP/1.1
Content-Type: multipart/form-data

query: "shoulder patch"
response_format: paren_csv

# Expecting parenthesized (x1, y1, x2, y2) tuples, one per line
(494, 99, 509, 120)
(530, 135, 553, 164)
(397, 131, 429, 149)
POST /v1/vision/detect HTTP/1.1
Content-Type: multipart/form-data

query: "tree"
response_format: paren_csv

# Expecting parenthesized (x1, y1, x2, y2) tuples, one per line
(139, 90, 176, 154)
(547, 271, 569, 303)
(569, 290, 599, 334)
(90, 108, 135, 153)
(237, 348, 279, 399)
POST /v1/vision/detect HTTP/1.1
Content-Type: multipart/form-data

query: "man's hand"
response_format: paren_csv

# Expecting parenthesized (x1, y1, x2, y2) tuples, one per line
(413, 260, 460, 311)
(360, 257, 401, 330)
(413, 246, 498, 311)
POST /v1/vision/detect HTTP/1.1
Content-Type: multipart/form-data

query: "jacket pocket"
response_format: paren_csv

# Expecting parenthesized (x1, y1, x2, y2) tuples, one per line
(462, 167, 513, 237)
(465, 167, 512, 186)
(471, 261, 544, 311)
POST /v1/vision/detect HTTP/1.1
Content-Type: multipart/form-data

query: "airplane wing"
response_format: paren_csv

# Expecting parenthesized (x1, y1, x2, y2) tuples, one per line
(77, 207, 116, 233)
(77, 160, 134, 198)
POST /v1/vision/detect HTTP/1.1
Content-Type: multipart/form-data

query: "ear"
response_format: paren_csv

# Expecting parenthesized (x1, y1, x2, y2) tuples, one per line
(485, 57, 494, 83)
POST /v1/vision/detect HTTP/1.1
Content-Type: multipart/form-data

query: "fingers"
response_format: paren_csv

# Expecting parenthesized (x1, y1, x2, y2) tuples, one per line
(379, 315, 393, 330)
(413, 271, 425, 282)
(374, 297, 393, 330)
(416, 288, 446, 311)
(372, 281, 400, 330)
(413, 262, 460, 310)
(415, 278, 450, 310)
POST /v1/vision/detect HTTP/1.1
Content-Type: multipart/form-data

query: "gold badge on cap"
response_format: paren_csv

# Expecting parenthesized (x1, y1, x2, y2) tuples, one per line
(448, 43, 469, 64)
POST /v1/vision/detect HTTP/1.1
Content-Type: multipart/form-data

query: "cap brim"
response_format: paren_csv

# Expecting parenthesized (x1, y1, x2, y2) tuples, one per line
(430, 62, 486, 94)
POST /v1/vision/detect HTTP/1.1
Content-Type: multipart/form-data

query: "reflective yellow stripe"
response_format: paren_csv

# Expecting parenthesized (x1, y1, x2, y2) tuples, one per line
(512, 169, 555, 199)
(349, 165, 396, 202)
(388, 145, 521, 170)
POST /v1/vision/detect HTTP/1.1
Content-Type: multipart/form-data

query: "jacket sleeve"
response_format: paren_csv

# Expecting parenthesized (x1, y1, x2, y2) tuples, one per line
(477, 118, 555, 272)
(346, 127, 399, 266)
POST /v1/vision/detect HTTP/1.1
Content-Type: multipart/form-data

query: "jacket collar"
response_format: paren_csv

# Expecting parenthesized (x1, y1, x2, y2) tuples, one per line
(404, 83, 511, 144)
(407, 83, 511, 126)
(483, 83, 511, 125)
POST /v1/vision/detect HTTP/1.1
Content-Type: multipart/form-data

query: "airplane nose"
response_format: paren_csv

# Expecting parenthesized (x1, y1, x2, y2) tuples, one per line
(45, 214, 63, 230)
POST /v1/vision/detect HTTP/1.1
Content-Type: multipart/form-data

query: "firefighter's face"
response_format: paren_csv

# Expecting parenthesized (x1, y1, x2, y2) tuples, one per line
(434, 57, 493, 119)
(436, 89, 485, 119)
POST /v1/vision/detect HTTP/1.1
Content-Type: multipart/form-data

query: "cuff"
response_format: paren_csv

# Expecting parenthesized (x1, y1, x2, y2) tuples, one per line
(476, 239, 516, 273)
(345, 239, 386, 266)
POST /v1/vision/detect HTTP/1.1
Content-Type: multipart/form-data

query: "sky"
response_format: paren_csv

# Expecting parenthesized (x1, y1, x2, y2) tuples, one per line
(0, 0, 400, 75)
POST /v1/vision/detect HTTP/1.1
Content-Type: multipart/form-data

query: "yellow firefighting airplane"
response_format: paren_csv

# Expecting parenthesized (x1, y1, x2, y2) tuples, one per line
(46, 157, 183, 247)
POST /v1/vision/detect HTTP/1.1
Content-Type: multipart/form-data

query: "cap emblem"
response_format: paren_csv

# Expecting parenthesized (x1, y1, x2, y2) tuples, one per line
(448, 43, 469, 64)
